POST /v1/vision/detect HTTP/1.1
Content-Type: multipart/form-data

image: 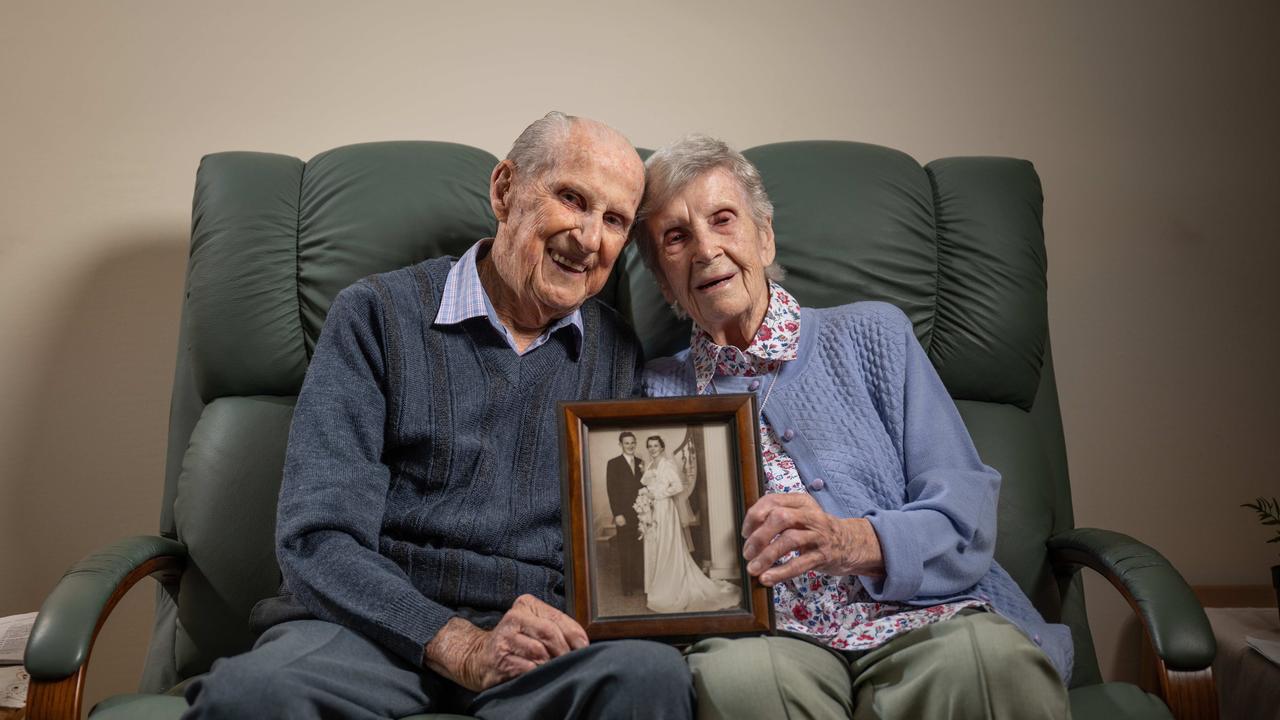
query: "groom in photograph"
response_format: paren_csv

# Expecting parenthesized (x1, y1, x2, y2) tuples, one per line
(606, 431, 645, 596)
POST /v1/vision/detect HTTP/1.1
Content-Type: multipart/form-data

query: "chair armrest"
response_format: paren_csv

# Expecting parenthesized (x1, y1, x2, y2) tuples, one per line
(23, 530, 185, 707)
(1049, 527, 1214, 669)
(1049, 527, 1219, 720)
(26, 535, 187, 679)
(24, 535, 186, 720)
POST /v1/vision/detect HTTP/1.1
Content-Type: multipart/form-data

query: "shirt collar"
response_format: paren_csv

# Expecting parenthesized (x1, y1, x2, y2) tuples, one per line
(433, 239, 584, 357)
(691, 282, 802, 393)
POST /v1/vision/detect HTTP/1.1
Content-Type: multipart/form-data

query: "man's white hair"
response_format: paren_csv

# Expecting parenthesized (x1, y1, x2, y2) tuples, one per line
(506, 111, 576, 180)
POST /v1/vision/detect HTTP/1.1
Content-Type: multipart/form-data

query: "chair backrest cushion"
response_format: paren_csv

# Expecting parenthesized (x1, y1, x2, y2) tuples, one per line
(187, 142, 499, 402)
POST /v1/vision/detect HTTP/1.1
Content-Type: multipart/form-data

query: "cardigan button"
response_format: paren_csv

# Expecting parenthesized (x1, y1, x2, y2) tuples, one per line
(748, 379, 762, 391)
(782, 429, 796, 442)
(807, 478, 825, 491)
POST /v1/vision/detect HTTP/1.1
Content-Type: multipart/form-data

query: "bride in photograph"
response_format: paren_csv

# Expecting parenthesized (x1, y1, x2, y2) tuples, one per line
(638, 435, 740, 613)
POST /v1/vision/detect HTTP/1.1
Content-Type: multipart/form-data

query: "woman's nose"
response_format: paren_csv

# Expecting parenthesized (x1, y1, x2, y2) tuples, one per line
(690, 228, 723, 263)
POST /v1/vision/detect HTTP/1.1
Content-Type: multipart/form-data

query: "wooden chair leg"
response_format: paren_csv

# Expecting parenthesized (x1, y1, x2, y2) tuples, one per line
(1157, 665, 1218, 720)
(25, 673, 84, 720)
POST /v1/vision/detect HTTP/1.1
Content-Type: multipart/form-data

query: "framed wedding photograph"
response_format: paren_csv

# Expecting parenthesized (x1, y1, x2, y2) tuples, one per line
(558, 394, 773, 642)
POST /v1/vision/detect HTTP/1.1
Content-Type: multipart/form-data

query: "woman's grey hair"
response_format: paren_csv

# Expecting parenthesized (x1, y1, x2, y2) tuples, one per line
(632, 134, 785, 317)
(506, 111, 576, 180)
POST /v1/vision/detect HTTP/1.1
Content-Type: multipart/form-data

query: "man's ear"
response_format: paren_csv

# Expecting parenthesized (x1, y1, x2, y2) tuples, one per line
(759, 216, 776, 266)
(490, 160, 516, 222)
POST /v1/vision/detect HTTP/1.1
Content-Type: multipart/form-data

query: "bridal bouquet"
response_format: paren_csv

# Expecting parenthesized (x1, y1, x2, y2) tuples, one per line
(633, 488, 656, 539)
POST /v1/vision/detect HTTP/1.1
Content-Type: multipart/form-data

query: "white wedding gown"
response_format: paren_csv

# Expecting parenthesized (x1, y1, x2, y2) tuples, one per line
(642, 455, 741, 613)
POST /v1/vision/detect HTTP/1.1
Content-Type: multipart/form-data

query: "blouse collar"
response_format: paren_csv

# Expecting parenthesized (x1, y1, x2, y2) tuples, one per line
(691, 282, 802, 393)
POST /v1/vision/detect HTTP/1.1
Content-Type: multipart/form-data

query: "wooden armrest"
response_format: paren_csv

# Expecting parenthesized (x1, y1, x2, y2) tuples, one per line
(25, 536, 186, 720)
(1049, 528, 1218, 720)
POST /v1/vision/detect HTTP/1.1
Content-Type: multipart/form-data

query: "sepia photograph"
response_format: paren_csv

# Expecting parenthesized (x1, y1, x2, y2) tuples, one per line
(559, 395, 773, 642)
(590, 422, 742, 618)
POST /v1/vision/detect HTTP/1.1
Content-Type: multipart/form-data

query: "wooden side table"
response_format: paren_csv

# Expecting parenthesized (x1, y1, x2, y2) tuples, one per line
(1187, 585, 1279, 720)
(1193, 585, 1277, 611)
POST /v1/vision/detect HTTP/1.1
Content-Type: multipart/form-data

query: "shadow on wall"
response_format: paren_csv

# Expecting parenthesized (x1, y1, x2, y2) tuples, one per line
(6, 231, 187, 603)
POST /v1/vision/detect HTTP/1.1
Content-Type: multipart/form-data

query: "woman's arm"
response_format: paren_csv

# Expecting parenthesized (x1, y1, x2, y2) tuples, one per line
(649, 459, 683, 498)
(860, 309, 1001, 602)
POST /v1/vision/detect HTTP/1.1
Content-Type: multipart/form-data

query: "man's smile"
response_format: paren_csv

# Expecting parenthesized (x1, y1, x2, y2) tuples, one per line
(549, 248, 588, 274)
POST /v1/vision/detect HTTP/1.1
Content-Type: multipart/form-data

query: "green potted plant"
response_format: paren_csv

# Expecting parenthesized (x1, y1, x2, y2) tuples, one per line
(1241, 496, 1280, 620)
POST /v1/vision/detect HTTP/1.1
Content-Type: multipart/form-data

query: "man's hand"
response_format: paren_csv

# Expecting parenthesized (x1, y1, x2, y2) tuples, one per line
(423, 595, 588, 692)
(741, 493, 885, 586)
(614, 514, 626, 527)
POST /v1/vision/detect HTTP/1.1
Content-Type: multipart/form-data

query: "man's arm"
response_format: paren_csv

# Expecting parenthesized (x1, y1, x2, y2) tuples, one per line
(275, 282, 458, 667)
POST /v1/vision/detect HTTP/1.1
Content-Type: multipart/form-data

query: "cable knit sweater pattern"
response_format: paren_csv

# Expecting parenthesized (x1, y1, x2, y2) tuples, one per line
(260, 257, 641, 668)
(643, 301, 1073, 682)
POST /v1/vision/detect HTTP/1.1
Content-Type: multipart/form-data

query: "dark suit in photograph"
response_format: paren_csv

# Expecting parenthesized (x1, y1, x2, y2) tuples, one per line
(606, 452, 645, 595)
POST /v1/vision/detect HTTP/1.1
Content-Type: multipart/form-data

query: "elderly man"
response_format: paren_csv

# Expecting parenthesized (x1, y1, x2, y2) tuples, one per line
(181, 113, 694, 720)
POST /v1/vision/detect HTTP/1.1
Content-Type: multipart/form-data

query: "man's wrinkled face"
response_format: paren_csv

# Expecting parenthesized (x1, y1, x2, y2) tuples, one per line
(649, 168, 775, 340)
(489, 125, 644, 323)
(621, 436, 637, 455)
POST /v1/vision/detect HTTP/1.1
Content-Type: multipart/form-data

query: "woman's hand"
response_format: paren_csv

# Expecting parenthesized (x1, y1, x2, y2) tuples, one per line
(741, 493, 885, 586)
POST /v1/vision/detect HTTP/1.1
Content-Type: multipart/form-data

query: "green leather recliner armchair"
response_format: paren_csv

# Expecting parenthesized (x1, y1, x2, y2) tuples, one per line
(24, 140, 1217, 720)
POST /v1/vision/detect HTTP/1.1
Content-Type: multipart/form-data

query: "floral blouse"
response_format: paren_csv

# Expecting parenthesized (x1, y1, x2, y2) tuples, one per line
(692, 283, 986, 651)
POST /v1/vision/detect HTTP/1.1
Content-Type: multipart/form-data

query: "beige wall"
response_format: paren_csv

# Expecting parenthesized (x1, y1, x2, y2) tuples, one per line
(2, 0, 1277, 712)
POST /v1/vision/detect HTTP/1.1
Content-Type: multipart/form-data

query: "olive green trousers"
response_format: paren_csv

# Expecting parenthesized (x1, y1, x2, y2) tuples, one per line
(685, 612, 1068, 720)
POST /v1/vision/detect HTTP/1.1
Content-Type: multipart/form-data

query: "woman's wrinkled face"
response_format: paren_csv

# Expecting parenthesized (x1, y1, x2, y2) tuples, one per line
(647, 168, 775, 345)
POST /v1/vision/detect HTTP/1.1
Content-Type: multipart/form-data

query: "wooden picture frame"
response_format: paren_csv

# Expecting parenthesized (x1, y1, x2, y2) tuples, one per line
(558, 394, 773, 642)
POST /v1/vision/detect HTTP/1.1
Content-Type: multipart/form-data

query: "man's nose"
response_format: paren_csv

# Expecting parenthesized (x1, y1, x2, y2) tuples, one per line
(575, 213, 604, 253)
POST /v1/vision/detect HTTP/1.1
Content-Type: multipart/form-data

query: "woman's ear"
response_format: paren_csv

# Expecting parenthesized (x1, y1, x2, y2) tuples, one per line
(490, 160, 516, 222)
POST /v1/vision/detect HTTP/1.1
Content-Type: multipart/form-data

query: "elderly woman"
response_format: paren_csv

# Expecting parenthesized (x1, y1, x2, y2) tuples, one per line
(635, 136, 1071, 720)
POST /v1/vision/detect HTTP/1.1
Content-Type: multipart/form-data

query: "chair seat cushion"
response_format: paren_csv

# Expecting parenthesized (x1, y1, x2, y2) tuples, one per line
(92, 682, 1168, 720)
(89, 692, 477, 720)
(90, 694, 188, 720)
(1068, 682, 1174, 720)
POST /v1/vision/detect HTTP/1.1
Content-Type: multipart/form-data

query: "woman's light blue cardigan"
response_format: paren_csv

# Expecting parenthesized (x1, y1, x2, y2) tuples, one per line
(643, 300, 1073, 682)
